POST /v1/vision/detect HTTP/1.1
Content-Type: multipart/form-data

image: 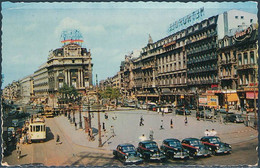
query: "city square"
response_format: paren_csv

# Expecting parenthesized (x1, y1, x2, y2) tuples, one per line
(2, 106, 258, 166)
(1, 1, 259, 167)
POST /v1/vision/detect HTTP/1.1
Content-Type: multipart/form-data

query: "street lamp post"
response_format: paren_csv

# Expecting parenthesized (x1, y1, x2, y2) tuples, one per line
(225, 87, 229, 123)
(96, 74, 103, 147)
(253, 69, 257, 129)
(196, 89, 199, 119)
(78, 95, 83, 129)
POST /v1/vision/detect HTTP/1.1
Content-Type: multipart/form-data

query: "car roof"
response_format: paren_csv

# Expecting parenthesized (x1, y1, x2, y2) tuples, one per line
(140, 140, 157, 144)
(118, 143, 134, 147)
(201, 136, 220, 139)
(183, 138, 199, 141)
(164, 138, 180, 142)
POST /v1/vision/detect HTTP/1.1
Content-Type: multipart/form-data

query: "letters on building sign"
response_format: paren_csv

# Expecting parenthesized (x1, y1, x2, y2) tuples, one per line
(233, 26, 252, 42)
(163, 41, 176, 48)
(168, 7, 204, 34)
(249, 83, 258, 86)
(211, 84, 218, 88)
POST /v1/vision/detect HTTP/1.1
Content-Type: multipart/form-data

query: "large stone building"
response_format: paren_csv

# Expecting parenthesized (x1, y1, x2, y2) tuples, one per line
(19, 75, 33, 104)
(32, 63, 49, 104)
(3, 30, 93, 106)
(103, 9, 257, 107)
(217, 24, 258, 109)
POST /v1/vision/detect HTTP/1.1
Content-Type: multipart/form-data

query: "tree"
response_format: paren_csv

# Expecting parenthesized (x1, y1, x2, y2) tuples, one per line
(100, 87, 121, 109)
(58, 83, 78, 103)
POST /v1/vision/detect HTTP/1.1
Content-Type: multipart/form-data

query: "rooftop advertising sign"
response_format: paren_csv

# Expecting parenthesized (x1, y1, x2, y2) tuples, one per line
(233, 26, 253, 42)
(168, 7, 205, 35)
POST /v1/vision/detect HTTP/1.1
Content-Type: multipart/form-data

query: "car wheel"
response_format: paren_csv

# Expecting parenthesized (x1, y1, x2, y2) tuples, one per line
(184, 156, 189, 160)
(144, 154, 150, 161)
(212, 150, 216, 155)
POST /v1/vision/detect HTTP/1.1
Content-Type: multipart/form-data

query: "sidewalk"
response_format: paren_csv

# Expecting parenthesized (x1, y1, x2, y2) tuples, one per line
(53, 110, 258, 151)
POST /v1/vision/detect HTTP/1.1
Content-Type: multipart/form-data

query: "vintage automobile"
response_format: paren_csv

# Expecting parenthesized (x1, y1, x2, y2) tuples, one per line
(113, 143, 143, 165)
(160, 139, 189, 159)
(226, 114, 244, 123)
(137, 140, 166, 162)
(181, 138, 211, 158)
(176, 107, 191, 115)
(200, 136, 232, 155)
(197, 110, 214, 119)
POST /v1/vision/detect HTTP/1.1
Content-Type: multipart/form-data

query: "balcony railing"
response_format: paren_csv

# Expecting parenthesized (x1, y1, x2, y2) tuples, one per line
(187, 66, 217, 74)
(237, 64, 257, 70)
(187, 54, 217, 64)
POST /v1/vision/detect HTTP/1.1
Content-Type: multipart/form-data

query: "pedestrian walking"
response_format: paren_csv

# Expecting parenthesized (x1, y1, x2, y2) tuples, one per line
(220, 115, 223, 124)
(139, 116, 144, 126)
(149, 129, 154, 140)
(75, 122, 77, 130)
(170, 119, 173, 128)
(56, 134, 61, 145)
(102, 122, 106, 132)
(210, 129, 217, 136)
(184, 116, 188, 126)
(139, 134, 147, 141)
(160, 120, 164, 129)
(111, 126, 116, 137)
(204, 129, 210, 136)
(16, 142, 21, 159)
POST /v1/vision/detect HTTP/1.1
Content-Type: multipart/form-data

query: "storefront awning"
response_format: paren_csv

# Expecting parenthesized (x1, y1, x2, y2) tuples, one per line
(227, 93, 239, 102)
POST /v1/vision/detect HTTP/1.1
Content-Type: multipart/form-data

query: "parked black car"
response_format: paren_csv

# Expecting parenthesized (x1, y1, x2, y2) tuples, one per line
(137, 140, 166, 162)
(226, 114, 244, 123)
(113, 143, 143, 165)
(200, 136, 232, 155)
(176, 107, 191, 115)
(181, 138, 211, 158)
(160, 139, 189, 159)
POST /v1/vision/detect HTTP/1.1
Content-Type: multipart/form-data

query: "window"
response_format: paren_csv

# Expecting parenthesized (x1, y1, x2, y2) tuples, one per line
(238, 53, 242, 65)
(250, 51, 255, 64)
(36, 126, 40, 132)
(244, 52, 248, 64)
(241, 16, 244, 19)
(245, 74, 249, 84)
(235, 16, 238, 19)
(250, 19, 253, 23)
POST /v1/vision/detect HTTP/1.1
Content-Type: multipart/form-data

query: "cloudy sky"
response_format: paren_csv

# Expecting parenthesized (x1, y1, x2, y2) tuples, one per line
(1, 1, 257, 88)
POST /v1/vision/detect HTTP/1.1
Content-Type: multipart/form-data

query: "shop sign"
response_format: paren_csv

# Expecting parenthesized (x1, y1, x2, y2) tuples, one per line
(244, 87, 258, 91)
(211, 84, 218, 88)
(199, 96, 207, 106)
(246, 92, 258, 99)
(233, 26, 252, 42)
(207, 95, 218, 107)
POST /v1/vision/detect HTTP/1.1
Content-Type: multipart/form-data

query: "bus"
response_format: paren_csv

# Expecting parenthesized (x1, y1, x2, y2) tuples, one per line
(28, 117, 46, 142)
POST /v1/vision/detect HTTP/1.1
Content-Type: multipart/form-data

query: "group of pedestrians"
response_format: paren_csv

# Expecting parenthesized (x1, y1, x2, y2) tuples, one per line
(204, 129, 217, 136)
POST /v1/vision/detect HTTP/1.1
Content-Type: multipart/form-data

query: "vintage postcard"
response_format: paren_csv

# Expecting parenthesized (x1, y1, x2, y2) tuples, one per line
(1, 1, 258, 166)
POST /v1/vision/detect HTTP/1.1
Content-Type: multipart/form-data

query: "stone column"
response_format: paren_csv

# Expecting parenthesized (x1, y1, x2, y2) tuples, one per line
(80, 69, 84, 87)
(65, 69, 68, 84)
(68, 69, 71, 86)
(78, 69, 81, 88)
